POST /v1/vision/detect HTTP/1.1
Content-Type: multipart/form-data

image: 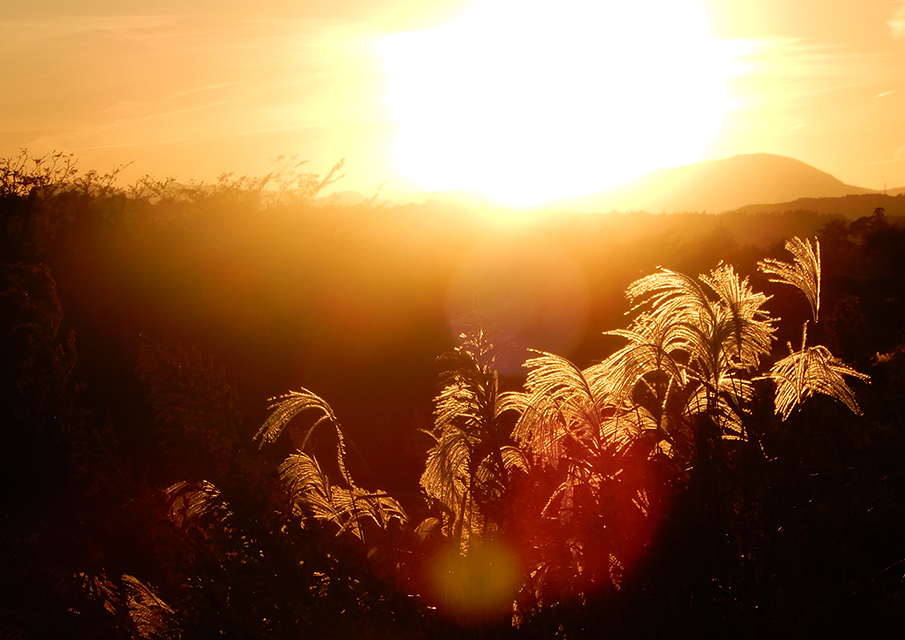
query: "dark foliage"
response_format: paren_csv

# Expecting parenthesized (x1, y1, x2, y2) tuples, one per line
(2, 151, 905, 638)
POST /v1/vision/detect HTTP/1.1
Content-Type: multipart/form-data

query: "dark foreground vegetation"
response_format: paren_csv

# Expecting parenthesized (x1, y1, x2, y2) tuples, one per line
(2, 152, 905, 638)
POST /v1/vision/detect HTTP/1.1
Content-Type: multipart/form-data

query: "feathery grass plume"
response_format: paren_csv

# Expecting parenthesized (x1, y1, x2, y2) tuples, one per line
(602, 316, 687, 416)
(621, 269, 717, 386)
(621, 263, 774, 390)
(164, 478, 258, 559)
(640, 266, 771, 370)
(506, 260, 779, 600)
(604, 262, 774, 444)
(509, 349, 658, 466)
(80, 572, 179, 640)
(279, 452, 406, 541)
(757, 239, 870, 418)
(279, 452, 334, 520)
(166, 479, 230, 530)
(768, 324, 870, 420)
(505, 239, 873, 614)
(502, 349, 667, 599)
(420, 423, 476, 540)
(502, 351, 618, 469)
(759, 236, 821, 323)
(119, 574, 180, 640)
(255, 387, 354, 499)
(257, 387, 406, 541)
(421, 328, 520, 548)
(256, 388, 337, 449)
(700, 263, 774, 369)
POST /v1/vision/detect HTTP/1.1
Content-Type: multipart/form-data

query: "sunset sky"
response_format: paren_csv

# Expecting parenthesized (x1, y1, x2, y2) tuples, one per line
(2, 0, 905, 204)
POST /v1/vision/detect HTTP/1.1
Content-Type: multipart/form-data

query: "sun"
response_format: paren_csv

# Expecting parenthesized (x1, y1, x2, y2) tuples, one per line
(379, 0, 748, 206)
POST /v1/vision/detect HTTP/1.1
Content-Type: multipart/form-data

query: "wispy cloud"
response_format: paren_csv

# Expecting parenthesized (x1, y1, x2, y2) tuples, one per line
(735, 38, 905, 105)
(0, 14, 182, 49)
(890, 2, 905, 38)
(105, 99, 240, 129)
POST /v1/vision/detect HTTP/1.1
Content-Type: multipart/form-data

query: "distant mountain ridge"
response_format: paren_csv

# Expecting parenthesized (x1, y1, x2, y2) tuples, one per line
(735, 193, 905, 218)
(323, 153, 900, 215)
(550, 153, 876, 214)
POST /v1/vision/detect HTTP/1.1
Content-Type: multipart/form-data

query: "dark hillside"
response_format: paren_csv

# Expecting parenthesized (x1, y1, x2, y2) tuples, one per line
(2, 156, 905, 637)
(735, 192, 905, 218)
(0, 180, 897, 495)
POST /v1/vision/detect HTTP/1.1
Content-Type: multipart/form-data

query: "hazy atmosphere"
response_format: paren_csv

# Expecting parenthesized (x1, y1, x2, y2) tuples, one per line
(3, 0, 905, 202)
(3, 1, 905, 639)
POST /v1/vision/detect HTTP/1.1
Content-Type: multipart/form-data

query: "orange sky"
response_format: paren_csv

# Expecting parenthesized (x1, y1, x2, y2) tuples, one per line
(2, 0, 905, 202)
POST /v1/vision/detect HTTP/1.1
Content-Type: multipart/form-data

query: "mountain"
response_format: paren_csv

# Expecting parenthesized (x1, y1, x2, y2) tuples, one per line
(550, 153, 875, 214)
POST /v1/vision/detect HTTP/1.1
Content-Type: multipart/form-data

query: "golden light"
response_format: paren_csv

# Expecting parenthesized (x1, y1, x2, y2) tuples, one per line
(426, 540, 522, 619)
(379, 0, 749, 205)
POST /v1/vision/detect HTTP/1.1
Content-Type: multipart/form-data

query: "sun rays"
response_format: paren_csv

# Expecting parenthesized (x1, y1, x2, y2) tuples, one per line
(379, 0, 749, 205)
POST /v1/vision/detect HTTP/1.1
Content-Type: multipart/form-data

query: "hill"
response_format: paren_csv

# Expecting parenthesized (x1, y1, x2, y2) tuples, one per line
(332, 153, 888, 214)
(734, 192, 905, 218)
(550, 153, 875, 213)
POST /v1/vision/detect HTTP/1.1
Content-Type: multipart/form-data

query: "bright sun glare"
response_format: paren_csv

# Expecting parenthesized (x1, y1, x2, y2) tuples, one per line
(379, 0, 748, 205)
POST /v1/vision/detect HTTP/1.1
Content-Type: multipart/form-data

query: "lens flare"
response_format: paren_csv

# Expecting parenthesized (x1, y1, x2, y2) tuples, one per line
(426, 540, 522, 619)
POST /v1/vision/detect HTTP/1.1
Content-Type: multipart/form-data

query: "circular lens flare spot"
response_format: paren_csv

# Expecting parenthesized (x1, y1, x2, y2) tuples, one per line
(427, 540, 522, 619)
